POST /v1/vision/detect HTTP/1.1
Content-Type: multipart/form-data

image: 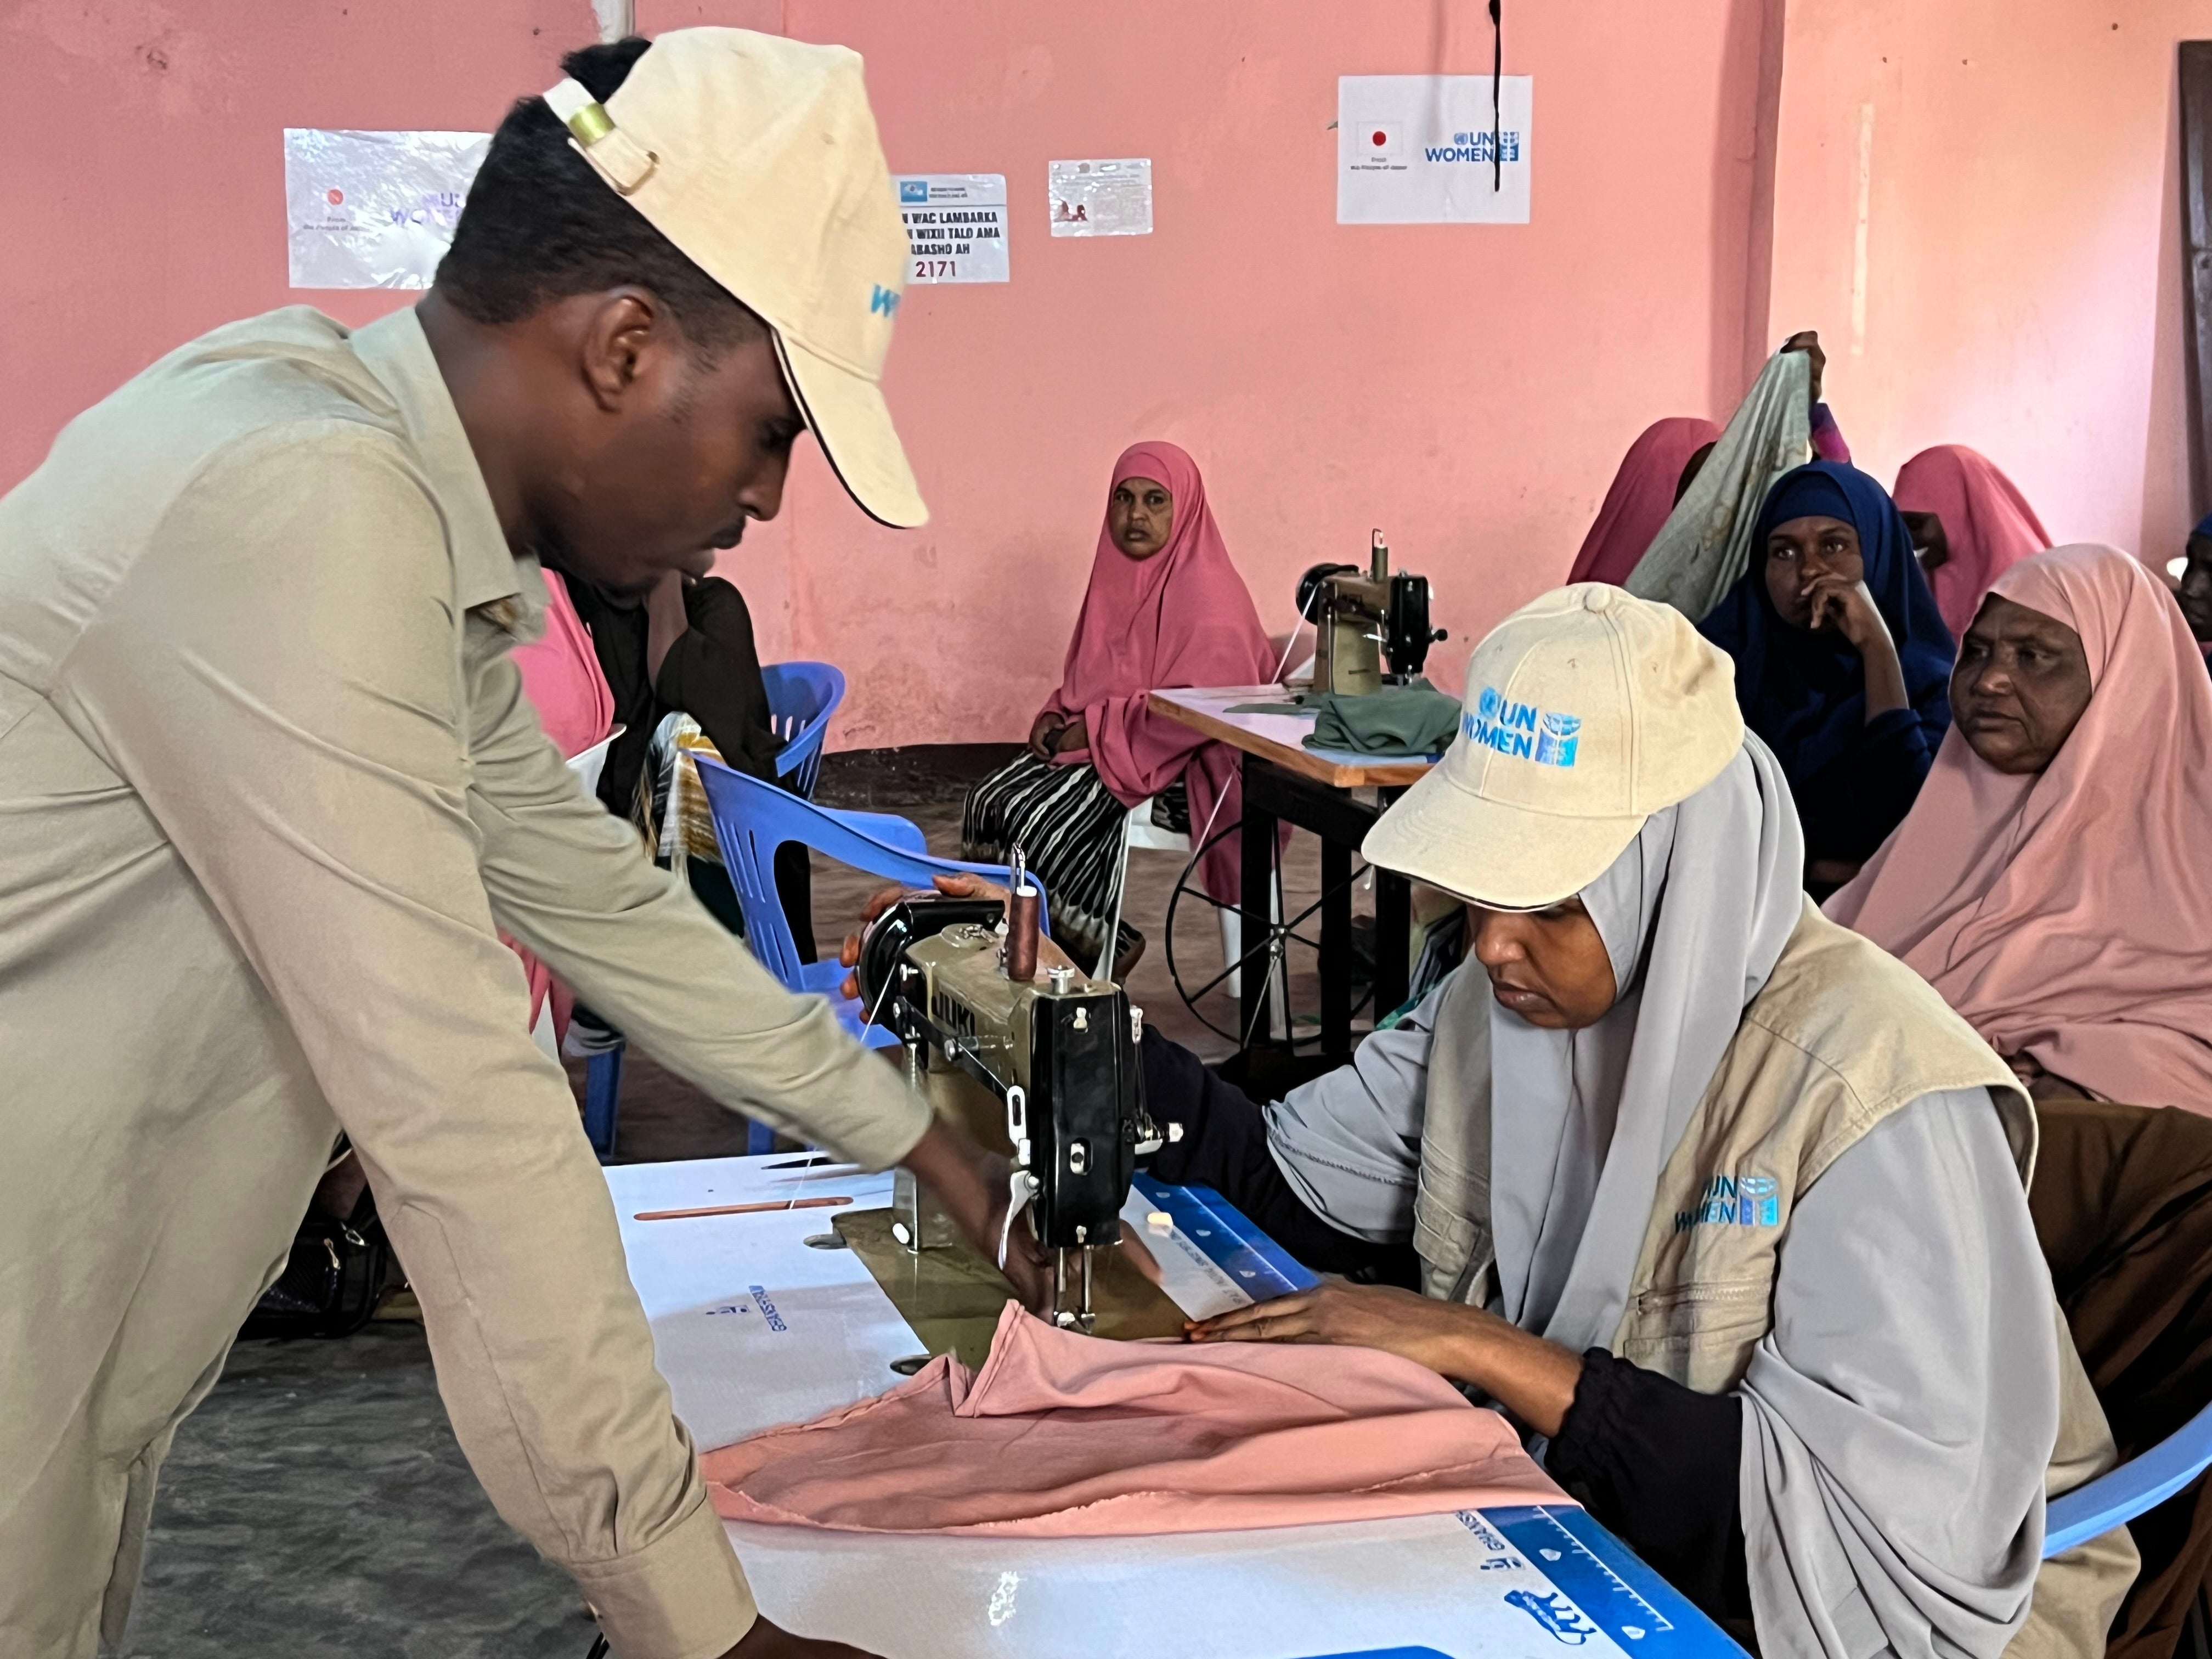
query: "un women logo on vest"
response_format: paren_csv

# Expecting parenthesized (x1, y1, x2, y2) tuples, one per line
(1673, 1172, 1780, 1234)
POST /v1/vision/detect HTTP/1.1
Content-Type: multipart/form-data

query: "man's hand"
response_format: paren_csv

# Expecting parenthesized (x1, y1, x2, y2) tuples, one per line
(902, 1117, 1053, 1310)
(1026, 710, 1065, 761)
(1781, 328, 1826, 404)
(721, 1617, 880, 1658)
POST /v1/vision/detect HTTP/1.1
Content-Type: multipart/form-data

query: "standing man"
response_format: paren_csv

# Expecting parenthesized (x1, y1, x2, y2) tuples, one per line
(0, 30, 1024, 1659)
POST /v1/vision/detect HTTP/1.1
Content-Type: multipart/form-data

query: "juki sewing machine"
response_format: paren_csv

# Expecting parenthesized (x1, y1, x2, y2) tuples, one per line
(1297, 529, 1449, 696)
(850, 859, 1171, 1339)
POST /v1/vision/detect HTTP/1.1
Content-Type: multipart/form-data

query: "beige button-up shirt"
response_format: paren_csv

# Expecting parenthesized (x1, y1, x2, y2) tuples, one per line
(0, 306, 929, 1659)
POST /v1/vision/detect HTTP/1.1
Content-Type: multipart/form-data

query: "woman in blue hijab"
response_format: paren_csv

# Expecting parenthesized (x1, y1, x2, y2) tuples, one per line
(1699, 460, 1954, 893)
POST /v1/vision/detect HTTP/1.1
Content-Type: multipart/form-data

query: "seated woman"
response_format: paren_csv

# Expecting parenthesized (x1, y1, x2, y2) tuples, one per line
(1826, 542, 2212, 1110)
(507, 567, 617, 1046)
(1891, 443, 2050, 639)
(964, 441, 1275, 974)
(1698, 459, 1954, 893)
(2176, 511, 2212, 676)
(1565, 417, 1719, 585)
(1125, 586, 2132, 1654)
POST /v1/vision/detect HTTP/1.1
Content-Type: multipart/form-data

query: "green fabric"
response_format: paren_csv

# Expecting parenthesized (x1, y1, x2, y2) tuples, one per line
(1301, 681, 1460, 757)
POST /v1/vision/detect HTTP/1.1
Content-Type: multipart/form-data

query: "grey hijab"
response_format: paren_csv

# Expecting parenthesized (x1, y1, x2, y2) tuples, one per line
(1490, 733, 1803, 1352)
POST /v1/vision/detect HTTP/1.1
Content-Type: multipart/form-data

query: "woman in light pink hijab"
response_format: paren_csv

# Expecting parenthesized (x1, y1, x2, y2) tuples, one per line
(1892, 444, 2050, 640)
(965, 442, 1276, 973)
(1826, 543, 2212, 1110)
(1567, 417, 1721, 585)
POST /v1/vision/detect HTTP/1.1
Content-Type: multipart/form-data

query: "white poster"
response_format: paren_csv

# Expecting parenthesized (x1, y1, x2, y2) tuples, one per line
(1338, 76, 1532, 225)
(1048, 157, 1152, 237)
(285, 127, 489, 289)
(895, 174, 1009, 284)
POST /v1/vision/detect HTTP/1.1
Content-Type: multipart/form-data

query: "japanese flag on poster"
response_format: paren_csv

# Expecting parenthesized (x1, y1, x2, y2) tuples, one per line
(1338, 76, 1532, 224)
(895, 174, 1011, 284)
(284, 128, 489, 289)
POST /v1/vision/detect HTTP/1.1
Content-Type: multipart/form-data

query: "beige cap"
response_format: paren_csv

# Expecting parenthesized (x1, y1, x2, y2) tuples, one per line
(543, 29, 926, 527)
(1362, 584, 1743, 910)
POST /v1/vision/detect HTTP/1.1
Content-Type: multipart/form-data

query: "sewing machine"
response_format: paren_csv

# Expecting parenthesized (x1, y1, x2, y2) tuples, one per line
(1297, 530, 1449, 696)
(851, 874, 1166, 1337)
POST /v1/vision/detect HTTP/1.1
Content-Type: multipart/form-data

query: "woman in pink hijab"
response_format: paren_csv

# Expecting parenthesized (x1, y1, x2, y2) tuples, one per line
(964, 442, 1276, 975)
(1892, 444, 2051, 640)
(1567, 417, 1722, 585)
(506, 568, 616, 1043)
(1826, 543, 2212, 1110)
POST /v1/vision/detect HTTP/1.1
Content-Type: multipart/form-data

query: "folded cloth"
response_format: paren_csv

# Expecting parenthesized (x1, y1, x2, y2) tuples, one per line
(701, 1302, 1568, 1536)
(1304, 682, 1460, 757)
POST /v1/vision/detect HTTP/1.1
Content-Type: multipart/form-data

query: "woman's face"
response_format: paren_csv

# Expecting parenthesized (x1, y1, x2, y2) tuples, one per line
(1468, 898, 1618, 1029)
(1108, 475, 1175, 560)
(2177, 533, 2212, 644)
(1951, 594, 2093, 775)
(1762, 515, 1864, 627)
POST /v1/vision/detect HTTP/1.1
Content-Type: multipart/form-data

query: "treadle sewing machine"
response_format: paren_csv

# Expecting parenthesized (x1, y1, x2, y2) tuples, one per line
(847, 858, 1181, 1350)
(1297, 529, 1449, 696)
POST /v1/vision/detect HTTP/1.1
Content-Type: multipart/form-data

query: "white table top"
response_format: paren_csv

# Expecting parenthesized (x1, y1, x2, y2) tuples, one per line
(1148, 685, 1442, 788)
(608, 1155, 1737, 1659)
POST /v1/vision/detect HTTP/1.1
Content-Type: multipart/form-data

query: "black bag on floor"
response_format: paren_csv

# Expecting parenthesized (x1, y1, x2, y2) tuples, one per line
(240, 1189, 396, 1340)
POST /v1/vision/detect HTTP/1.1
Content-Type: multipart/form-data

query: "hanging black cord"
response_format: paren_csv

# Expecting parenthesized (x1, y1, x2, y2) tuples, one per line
(584, 1635, 610, 1659)
(1489, 0, 1504, 190)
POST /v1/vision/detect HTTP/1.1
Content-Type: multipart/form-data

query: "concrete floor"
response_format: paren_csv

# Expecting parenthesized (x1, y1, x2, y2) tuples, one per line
(125, 760, 1355, 1656)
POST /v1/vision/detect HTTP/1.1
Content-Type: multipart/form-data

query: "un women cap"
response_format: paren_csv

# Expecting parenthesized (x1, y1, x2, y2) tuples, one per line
(1362, 585, 1743, 909)
(542, 29, 926, 527)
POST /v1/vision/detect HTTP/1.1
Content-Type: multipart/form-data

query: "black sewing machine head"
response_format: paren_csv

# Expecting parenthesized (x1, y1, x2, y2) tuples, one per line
(856, 890, 1156, 1329)
(1297, 531, 1448, 695)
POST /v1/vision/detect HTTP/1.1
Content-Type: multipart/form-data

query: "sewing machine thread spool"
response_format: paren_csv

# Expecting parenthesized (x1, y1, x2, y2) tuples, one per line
(1005, 847, 1041, 983)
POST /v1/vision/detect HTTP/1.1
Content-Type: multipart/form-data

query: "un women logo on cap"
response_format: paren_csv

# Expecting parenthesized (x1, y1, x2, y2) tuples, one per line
(1465, 686, 1581, 768)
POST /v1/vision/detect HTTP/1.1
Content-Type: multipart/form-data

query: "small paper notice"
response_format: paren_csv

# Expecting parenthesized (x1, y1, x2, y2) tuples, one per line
(1338, 76, 1532, 225)
(285, 128, 489, 289)
(1048, 157, 1153, 237)
(895, 174, 1010, 283)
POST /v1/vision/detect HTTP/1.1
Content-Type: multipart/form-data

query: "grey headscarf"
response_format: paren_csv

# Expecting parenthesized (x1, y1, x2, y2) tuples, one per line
(1490, 732, 1804, 1352)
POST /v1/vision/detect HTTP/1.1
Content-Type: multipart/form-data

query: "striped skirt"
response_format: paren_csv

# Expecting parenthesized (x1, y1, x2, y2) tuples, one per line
(963, 753, 1138, 972)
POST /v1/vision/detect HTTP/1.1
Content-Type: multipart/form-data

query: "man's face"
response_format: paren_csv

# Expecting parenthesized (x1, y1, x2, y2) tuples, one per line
(2177, 534, 2212, 644)
(539, 296, 804, 595)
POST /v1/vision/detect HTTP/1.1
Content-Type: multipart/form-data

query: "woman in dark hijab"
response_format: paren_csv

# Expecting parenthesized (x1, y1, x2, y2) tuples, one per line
(1698, 460, 1954, 892)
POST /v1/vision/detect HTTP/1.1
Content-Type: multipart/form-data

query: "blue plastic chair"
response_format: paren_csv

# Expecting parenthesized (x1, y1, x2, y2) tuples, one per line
(761, 662, 844, 800)
(2044, 1397, 2212, 1556)
(692, 752, 1050, 1068)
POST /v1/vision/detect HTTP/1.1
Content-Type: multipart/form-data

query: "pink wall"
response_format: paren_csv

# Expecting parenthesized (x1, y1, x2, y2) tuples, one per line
(2, 1, 2196, 748)
(1763, 0, 2199, 564)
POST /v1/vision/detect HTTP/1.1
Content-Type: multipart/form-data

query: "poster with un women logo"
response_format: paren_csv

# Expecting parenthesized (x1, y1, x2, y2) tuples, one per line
(1338, 75, 1532, 224)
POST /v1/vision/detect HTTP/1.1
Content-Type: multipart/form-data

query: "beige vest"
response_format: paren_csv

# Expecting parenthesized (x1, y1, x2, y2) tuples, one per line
(1411, 899, 2135, 1654)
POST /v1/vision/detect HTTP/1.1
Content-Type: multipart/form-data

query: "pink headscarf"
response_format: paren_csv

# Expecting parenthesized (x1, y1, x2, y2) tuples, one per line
(1047, 442, 1274, 719)
(1566, 417, 1722, 585)
(1826, 544, 2212, 1110)
(1045, 442, 1275, 902)
(1892, 445, 2050, 640)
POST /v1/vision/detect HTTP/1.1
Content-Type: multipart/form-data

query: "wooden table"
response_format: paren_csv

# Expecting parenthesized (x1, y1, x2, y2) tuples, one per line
(1148, 686, 1442, 1063)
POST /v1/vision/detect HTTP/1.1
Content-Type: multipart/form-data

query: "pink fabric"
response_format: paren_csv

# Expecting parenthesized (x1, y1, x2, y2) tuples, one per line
(1045, 442, 1277, 901)
(1566, 417, 1721, 585)
(1892, 445, 2051, 639)
(506, 569, 615, 1042)
(1826, 544, 2212, 1111)
(702, 1302, 1567, 1536)
(1808, 401, 1852, 463)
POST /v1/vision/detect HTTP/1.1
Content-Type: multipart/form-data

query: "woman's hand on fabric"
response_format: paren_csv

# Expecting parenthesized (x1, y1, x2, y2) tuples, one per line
(1026, 710, 1065, 761)
(1781, 328, 1826, 404)
(1186, 1282, 1585, 1435)
(836, 872, 1078, 1000)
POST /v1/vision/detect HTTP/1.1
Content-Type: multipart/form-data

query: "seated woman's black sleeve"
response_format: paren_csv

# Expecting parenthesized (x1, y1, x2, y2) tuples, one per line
(1138, 1030, 1417, 1284)
(1547, 1350, 1752, 1628)
(1797, 706, 1942, 865)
